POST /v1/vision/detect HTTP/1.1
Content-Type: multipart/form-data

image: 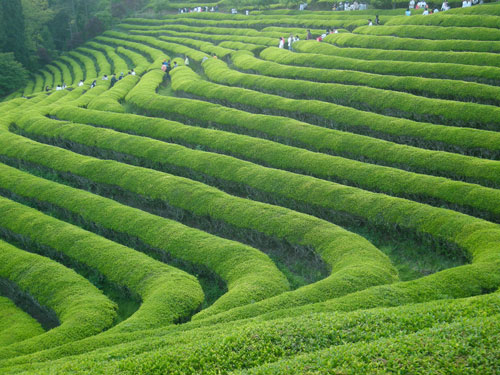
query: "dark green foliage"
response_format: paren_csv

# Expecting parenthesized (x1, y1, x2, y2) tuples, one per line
(0, 53, 29, 98)
(0, 0, 27, 65)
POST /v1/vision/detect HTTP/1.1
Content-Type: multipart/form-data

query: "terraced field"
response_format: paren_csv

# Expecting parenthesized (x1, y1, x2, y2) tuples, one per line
(1, 3, 500, 374)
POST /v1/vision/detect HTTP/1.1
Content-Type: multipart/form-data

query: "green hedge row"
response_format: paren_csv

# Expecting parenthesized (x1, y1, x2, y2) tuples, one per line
(40, 69, 53, 92)
(52, 60, 74, 86)
(446, 2, 500, 15)
(54, 100, 500, 222)
(103, 31, 208, 62)
(0, 238, 116, 359)
(60, 55, 85, 84)
(132, 28, 278, 48)
(87, 75, 139, 113)
(219, 40, 263, 53)
(0, 295, 44, 347)
(31, 73, 46, 94)
(86, 42, 130, 74)
(95, 36, 165, 63)
(129, 67, 500, 188)
(0, 161, 289, 320)
(124, 14, 368, 31)
(354, 24, 500, 41)
(45, 64, 64, 88)
(294, 38, 500, 68)
(0, 195, 204, 336)
(174, 62, 500, 157)
(1, 101, 399, 320)
(78, 47, 111, 77)
(4, 268, 499, 374)
(386, 14, 500, 28)
(264, 44, 500, 87)
(100, 294, 500, 374)
(324, 32, 500, 53)
(220, 52, 500, 128)
(68, 51, 98, 83)
(231, 50, 500, 105)
(115, 47, 150, 74)
(119, 21, 286, 38)
(238, 315, 500, 375)
(22, 78, 35, 96)
(121, 21, 334, 42)
(157, 34, 234, 58)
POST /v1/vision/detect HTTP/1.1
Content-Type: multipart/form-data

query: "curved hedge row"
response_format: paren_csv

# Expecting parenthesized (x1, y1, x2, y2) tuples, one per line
(324, 32, 500, 53)
(0, 295, 44, 347)
(124, 14, 369, 30)
(119, 21, 303, 39)
(86, 42, 129, 75)
(115, 46, 150, 73)
(0, 238, 116, 359)
(130, 68, 500, 187)
(96, 35, 165, 63)
(173, 63, 500, 157)
(51, 104, 500, 223)
(0, 195, 204, 336)
(68, 51, 98, 83)
(0, 162, 289, 320)
(264, 44, 500, 85)
(158, 34, 234, 57)
(87, 75, 138, 113)
(12, 292, 498, 374)
(78, 47, 111, 77)
(354, 24, 500, 41)
(60, 56, 85, 84)
(385, 14, 500, 28)
(45, 65, 63, 88)
(238, 316, 500, 375)
(103, 31, 208, 62)
(231, 50, 500, 105)
(293, 40, 500, 68)
(52, 60, 74, 86)
(217, 52, 500, 128)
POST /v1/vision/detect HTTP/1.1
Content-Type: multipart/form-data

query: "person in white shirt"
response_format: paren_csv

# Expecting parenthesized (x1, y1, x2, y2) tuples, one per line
(279, 37, 284, 48)
(185, 56, 189, 66)
(78, 80, 84, 87)
(288, 34, 293, 51)
(102, 74, 108, 80)
(56, 84, 62, 91)
(131, 69, 136, 76)
(422, 9, 429, 14)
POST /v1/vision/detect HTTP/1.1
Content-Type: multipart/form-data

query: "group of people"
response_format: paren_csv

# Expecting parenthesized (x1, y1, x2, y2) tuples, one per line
(462, 0, 482, 7)
(102, 70, 136, 88)
(295, 28, 340, 44)
(179, 5, 218, 13)
(279, 35, 300, 50)
(44, 69, 136, 92)
(332, 1, 368, 11)
(407, 0, 482, 14)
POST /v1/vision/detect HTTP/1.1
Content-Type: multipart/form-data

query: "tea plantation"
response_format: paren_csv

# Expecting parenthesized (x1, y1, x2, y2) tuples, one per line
(0, 2, 499, 374)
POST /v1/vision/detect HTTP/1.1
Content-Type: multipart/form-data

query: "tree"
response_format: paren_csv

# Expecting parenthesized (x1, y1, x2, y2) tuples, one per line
(0, 0, 28, 65)
(0, 53, 29, 98)
(21, 0, 56, 64)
